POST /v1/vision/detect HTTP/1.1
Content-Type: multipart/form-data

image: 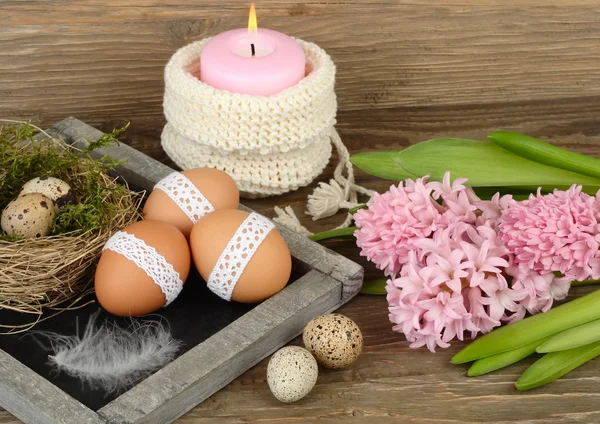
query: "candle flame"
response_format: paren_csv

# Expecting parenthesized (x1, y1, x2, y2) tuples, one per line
(248, 3, 258, 35)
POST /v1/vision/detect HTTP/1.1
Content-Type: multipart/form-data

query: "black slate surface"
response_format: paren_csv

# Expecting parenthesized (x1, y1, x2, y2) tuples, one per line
(0, 266, 297, 411)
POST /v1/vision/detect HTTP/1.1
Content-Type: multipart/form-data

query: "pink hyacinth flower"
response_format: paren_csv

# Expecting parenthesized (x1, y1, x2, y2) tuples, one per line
(358, 172, 582, 352)
(499, 185, 600, 281)
(355, 177, 444, 276)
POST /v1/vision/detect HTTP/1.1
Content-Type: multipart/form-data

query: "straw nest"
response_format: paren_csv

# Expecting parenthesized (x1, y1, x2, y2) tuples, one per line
(0, 121, 142, 333)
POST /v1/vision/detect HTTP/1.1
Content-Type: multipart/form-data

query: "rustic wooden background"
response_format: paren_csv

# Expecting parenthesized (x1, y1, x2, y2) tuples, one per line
(2, 0, 600, 422)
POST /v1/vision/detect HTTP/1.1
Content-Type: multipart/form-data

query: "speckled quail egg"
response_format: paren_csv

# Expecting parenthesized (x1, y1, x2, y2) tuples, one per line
(267, 346, 318, 403)
(303, 314, 363, 369)
(1, 193, 56, 238)
(20, 176, 73, 209)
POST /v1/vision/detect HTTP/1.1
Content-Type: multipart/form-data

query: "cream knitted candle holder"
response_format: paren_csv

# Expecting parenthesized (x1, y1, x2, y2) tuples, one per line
(162, 37, 337, 198)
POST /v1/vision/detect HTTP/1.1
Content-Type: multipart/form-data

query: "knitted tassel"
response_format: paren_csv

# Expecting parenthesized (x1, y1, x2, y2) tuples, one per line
(307, 180, 347, 220)
(273, 132, 374, 236)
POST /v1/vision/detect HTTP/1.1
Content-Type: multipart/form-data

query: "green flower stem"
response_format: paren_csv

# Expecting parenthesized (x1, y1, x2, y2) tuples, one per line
(452, 289, 600, 364)
(467, 337, 551, 377)
(309, 226, 358, 242)
(360, 278, 388, 295)
(488, 132, 600, 181)
(537, 319, 600, 353)
(516, 340, 600, 391)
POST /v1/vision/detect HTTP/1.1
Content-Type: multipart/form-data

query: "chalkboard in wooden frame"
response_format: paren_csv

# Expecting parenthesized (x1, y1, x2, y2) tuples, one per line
(0, 118, 363, 424)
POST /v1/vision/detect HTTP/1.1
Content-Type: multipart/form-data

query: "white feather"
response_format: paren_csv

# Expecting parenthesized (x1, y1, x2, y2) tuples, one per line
(33, 311, 181, 394)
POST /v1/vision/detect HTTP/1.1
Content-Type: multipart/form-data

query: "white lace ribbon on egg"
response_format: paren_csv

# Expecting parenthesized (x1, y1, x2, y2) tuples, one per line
(154, 172, 215, 223)
(207, 212, 275, 301)
(103, 231, 184, 305)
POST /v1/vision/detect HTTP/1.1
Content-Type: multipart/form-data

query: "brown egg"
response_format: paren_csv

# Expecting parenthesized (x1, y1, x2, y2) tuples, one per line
(190, 209, 291, 303)
(94, 220, 191, 317)
(143, 168, 239, 238)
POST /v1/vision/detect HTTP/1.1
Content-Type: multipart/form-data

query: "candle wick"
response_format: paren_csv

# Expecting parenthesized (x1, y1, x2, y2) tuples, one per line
(251, 43, 256, 57)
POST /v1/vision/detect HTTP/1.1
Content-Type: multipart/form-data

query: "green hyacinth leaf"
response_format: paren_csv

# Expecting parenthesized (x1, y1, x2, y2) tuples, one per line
(516, 340, 600, 391)
(452, 289, 600, 364)
(350, 151, 416, 181)
(360, 278, 388, 295)
(488, 132, 600, 182)
(394, 138, 600, 188)
(468, 337, 551, 377)
(537, 319, 600, 353)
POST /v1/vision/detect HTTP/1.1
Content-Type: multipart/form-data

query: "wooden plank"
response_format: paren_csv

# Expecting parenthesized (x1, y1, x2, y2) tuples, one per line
(3, 0, 599, 26)
(98, 270, 342, 424)
(46, 117, 364, 302)
(0, 350, 105, 424)
(1, 1, 599, 133)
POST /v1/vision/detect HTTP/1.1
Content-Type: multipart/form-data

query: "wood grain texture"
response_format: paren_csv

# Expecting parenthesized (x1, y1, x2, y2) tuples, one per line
(1, 0, 600, 144)
(0, 349, 104, 424)
(2, 1, 600, 423)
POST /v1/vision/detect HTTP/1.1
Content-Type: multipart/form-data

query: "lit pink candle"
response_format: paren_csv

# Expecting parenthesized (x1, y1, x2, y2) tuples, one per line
(200, 5, 306, 96)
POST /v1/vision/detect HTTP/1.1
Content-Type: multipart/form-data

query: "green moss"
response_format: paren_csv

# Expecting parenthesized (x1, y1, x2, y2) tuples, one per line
(0, 122, 134, 240)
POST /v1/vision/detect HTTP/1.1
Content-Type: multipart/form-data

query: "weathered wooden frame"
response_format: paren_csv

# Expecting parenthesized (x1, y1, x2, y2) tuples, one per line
(0, 118, 364, 424)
